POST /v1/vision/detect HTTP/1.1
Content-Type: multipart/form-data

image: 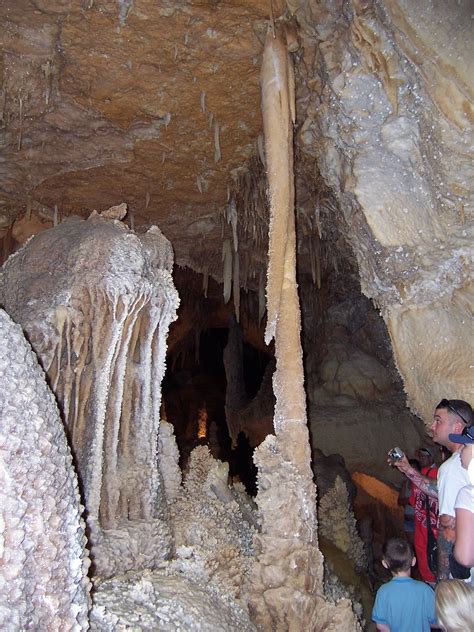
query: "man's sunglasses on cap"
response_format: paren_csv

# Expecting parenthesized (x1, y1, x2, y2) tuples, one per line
(437, 399, 470, 425)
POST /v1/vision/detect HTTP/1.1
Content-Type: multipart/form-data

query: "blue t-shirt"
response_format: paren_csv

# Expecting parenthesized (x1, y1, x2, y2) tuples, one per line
(372, 576, 436, 632)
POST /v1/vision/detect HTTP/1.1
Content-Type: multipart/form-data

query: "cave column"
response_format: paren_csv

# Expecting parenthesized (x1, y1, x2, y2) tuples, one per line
(245, 28, 323, 630)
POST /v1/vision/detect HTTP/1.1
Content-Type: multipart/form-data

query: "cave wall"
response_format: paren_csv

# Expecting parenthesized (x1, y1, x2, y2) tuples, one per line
(291, 0, 473, 422)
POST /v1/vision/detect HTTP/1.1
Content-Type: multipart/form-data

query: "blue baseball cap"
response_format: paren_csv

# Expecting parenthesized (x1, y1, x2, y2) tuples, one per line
(449, 425, 474, 445)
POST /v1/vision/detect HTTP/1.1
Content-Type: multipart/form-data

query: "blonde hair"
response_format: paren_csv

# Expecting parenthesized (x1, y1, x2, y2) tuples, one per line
(435, 580, 474, 632)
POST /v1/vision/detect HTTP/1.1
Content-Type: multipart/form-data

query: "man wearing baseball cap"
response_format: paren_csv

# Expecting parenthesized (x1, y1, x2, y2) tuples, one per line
(393, 399, 473, 581)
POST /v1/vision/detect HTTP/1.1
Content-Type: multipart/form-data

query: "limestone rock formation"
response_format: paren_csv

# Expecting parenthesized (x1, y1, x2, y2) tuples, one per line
(291, 0, 473, 422)
(0, 1, 472, 628)
(319, 343, 393, 400)
(319, 476, 367, 572)
(0, 309, 90, 631)
(0, 214, 180, 576)
(169, 446, 256, 601)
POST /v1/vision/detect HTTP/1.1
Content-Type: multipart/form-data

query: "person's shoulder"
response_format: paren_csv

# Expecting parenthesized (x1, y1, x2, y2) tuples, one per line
(439, 452, 460, 474)
(375, 578, 395, 595)
(410, 578, 435, 594)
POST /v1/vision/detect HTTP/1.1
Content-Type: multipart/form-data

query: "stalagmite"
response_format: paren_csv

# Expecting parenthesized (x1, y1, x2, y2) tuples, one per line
(245, 27, 360, 631)
(0, 309, 90, 631)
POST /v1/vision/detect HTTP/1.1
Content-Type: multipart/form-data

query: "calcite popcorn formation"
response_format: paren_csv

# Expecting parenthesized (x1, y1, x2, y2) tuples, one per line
(0, 309, 90, 631)
(90, 570, 257, 631)
(0, 212, 179, 576)
(169, 446, 256, 600)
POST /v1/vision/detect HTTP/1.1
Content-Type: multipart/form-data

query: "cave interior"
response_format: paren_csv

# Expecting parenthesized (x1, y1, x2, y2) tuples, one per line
(0, 1, 472, 631)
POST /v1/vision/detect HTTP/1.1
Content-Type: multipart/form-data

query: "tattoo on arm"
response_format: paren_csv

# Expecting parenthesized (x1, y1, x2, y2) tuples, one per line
(405, 469, 438, 499)
(438, 514, 456, 581)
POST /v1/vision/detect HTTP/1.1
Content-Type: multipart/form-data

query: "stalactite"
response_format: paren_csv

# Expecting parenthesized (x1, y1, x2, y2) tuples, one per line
(196, 175, 203, 193)
(241, 248, 249, 290)
(261, 29, 296, 349)
(222, 238, 232, 304)
(202, 265, 209, 298)
(315, 234, 321, 289)
(226, 195, 238, 253)
(309, 236, 316, 285)
(214, 121, 221, 163)
(233, 252, 240, 323)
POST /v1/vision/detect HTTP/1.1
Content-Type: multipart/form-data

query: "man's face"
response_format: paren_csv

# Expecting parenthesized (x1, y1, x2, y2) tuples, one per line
(430, 407, 464, 447)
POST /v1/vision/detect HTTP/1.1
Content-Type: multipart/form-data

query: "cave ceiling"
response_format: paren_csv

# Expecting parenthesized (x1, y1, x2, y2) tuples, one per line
(1, 1, 473, 423)
(0, 0, 296, 276)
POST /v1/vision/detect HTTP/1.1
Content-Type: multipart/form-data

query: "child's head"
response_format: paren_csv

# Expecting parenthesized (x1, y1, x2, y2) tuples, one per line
(382, 538, 415, 575)
(435, 579, 474, 632)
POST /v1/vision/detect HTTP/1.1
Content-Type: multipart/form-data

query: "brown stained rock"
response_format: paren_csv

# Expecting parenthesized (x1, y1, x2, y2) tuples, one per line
(11, 213, 53, 243)
(0, 0, 282, 274)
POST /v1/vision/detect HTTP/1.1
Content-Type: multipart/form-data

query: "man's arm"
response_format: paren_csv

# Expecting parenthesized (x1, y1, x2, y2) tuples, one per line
(375, 624, 391, 632)
(392, 456, 438, 499)
(437, 513, 456, 581)
(454, 507, 474, 568)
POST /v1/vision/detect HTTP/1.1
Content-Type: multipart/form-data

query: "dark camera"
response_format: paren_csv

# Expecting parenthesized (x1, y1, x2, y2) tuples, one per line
(388, 447, 405, 462)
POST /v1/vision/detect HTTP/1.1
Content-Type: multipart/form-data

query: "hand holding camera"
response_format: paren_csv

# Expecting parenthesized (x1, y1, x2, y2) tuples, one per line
(388, 447, 405, 463)
(387, 446, 410, 472)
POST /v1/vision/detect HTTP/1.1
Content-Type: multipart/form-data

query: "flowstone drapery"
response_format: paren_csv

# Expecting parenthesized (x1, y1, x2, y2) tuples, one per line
(0, 309, 90, 631)
(0, 212, 179, 576)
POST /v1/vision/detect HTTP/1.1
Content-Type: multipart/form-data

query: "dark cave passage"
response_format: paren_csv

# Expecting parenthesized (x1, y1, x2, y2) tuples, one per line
(163, 326, 269, 495)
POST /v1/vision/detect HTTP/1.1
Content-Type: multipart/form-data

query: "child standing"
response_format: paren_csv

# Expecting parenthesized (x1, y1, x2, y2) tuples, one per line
(372, 538, 437, 632)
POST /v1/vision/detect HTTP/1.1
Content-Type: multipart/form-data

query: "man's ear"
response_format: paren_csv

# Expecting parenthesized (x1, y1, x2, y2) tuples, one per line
(382, 559, 389, 570)
(411, 556, 416, 567)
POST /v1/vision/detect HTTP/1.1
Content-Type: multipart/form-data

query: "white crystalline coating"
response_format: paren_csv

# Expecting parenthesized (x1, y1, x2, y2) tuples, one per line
(86, 517, 173, 580)
(0, 214, 180, 576)
(90, 570, 256, 631)
(318, 477, 367, 572)
(0, 309, 90, 631)
(169, 446, 256, 601)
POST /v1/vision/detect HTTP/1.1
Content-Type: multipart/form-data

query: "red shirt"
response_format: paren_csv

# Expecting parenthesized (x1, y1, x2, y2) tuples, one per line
(410, 464, 438, 535)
